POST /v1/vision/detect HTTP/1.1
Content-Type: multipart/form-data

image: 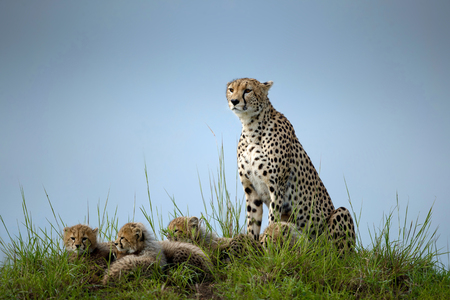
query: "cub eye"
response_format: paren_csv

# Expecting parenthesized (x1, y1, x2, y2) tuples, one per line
(244, 89, 252, 94)
(229, 88, 234, 93)
(82, 237, 87, 241)
(71, 237, 75, 241)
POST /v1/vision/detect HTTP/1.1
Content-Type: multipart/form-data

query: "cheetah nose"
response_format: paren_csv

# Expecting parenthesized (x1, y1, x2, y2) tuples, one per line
(231, 99, 239, 106)
(75, 244, 80, 248)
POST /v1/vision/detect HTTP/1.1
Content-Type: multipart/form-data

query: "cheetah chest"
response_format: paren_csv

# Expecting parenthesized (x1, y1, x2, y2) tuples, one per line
(239, 144, 271, 206)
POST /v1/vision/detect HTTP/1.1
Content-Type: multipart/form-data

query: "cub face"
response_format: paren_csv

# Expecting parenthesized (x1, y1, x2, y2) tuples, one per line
(166, 216, 199, 242)
(63, 224, 98, 254)
(114, 222, 147, 254)
(226, 78, 273, 118)
(260, 222, 299, 248)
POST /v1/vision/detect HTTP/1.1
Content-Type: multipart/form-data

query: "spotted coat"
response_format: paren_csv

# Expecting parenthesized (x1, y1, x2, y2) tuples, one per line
(226, 78, 355, 251)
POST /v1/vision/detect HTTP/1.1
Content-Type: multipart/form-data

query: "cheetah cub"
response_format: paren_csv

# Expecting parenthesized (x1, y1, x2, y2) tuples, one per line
(166, 216, 263, 260)
(159, 240, 213, 280)
(63, 224, 116, 282)
(104, 222, 212, 284)
(63, 224, 116, 266)
(227, 78, 355, 251)
(102, 222, 166, 284)
(260, 222, 303, 250)
(166, 216, 230, 250)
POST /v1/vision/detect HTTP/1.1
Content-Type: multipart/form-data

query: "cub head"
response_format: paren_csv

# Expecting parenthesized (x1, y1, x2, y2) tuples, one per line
(115, 222, 148, 254)
(226, 78, 273, 118)
(260, 222, 299, 249)
(63, 224, 98, 254)
(165, 216, 200, 242)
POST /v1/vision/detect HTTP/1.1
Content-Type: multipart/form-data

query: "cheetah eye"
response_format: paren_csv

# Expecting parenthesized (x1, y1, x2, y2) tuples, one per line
(82, 237, 87, 241)
(244, 89, 252, 94)
(71, 237, 75, 241)
(229, 88, 234, 93)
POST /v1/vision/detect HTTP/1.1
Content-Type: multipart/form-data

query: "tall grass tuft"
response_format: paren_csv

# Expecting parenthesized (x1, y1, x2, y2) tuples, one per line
(0, 186, 63, 264)
(200, 141, 245, 238)
(140, 161, 168, 240)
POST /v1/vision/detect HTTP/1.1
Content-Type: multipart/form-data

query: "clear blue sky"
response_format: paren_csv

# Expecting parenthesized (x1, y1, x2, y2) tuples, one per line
(1, 1, 449, 267)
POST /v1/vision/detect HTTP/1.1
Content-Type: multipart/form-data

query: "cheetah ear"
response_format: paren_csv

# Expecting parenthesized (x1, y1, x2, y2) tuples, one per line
(188, 217, 199, 228)
(261, 81, 273, 94)
(133, 227, 143, 239)
(63, 227, 69, 233)
(92, 227, 99, 235)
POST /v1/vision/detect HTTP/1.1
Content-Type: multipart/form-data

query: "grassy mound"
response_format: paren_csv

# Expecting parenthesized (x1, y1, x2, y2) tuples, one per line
(1, 151, 449, 299)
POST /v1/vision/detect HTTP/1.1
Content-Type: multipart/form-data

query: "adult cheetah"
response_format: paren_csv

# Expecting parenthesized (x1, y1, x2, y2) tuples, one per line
(226, 78, 355, 251)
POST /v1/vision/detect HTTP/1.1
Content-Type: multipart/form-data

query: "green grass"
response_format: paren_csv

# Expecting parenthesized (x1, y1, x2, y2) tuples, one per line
(1, 147, 449, 299)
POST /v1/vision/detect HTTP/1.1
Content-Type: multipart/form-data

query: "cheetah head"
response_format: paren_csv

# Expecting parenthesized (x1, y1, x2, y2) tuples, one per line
(114, 222, 147, 254)
(165, 216, 201, 243)
(260, 221, 300, 249)
(63, 224, 98, 255)
(226, 78, 273, 118)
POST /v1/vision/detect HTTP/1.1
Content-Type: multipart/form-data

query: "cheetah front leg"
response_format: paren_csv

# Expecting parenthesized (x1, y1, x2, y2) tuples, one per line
(326, 207, 356, 252)
(267, 185, 287, 225)
(264, 169, 289, 225)
(243, 181, 264, 240)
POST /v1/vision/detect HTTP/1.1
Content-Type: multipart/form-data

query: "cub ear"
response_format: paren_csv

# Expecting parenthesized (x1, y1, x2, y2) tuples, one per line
(188, 217, 199, 228)
(133, 227, 143, 239)
(63, 227, 70, 233)
(92, 227, 99, 235)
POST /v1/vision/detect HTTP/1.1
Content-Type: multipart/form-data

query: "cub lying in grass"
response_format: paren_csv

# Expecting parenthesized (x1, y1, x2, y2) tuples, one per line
(104, 222, 212, 284)
(166, 216, 263, 261)
(102, 222, 166, 284)
(166, 216, 230, 250)
(63, 224, 116, 282)
(260, 221, 303, 250)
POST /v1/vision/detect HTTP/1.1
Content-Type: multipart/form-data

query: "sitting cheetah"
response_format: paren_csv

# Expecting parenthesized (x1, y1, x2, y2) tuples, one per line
(63, 224, 116, 281)
(166, 216, 263, 260)
(226, 78, 356, 251)
(260, 221, 302, 250)
(102, 222, 166, 284)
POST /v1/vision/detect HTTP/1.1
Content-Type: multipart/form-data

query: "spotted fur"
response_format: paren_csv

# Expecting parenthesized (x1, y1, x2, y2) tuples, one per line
(260, 221, 302, 249)
(63, 224, 116, 282)
(102, 222, 166, 284)
(64, 224, 98, 255)
(159, 240, 213, 280)
(106, 221, 212, 283)
(166, 216, 263, 260)
(166, 216, 231, 250)
(226, 78, 355, 251)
